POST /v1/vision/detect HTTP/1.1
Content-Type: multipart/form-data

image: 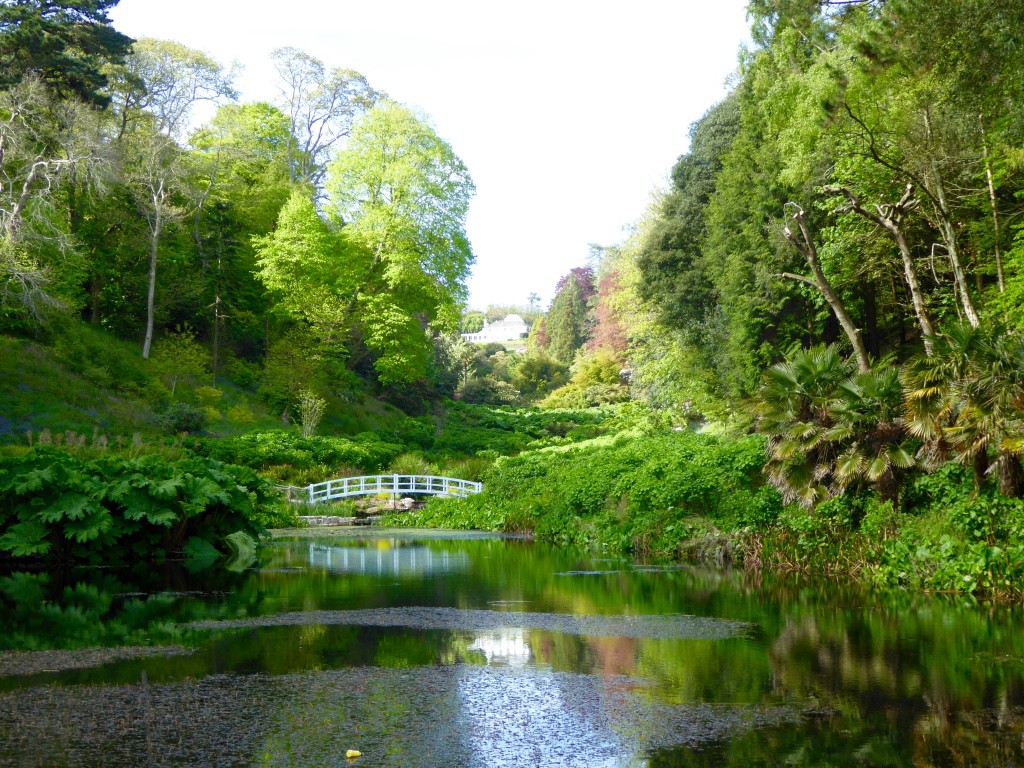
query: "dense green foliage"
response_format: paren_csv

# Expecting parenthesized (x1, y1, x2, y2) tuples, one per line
(192, 430, 402, 485)
(402, 430, 780, 558)
(5, 0, 1024, 600)
(0, 7, 475, 410)
(0, 0, 133, 106)
(598, 0, 1024, 424)
(0, 447, 272, 564)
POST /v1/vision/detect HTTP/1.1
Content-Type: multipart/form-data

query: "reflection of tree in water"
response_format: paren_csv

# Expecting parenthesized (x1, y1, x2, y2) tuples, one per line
(0, 566, 257, 651)
(760, 612, 1024, 766)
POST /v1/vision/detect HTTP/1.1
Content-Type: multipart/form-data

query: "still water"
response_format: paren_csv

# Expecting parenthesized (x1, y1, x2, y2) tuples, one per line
(2, 529, 1024, 767)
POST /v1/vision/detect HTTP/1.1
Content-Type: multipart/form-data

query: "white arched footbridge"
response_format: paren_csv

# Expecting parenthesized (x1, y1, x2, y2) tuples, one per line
(282, 474, 483, 505)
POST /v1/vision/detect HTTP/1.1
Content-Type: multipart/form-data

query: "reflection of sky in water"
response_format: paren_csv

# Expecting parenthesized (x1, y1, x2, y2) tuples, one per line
(307, 543, 469, 576)
(468, 630, 532, 667)
(456, 665, 646, 768)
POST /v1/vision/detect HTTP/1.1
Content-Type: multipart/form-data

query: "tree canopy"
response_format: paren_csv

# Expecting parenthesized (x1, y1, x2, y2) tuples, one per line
(327, 102, 475, 383)
(0, 0, 133, 106)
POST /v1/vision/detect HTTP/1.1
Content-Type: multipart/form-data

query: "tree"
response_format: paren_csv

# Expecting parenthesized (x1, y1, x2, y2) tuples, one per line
(460, 310, 485, 334)
(0, 0, 133, 107)
(126, 128, 183, 359)
(826, 184, 937, 355)
(111, 39, 237, 358)
(511, 350, 567, 397)
(780, 203, 871, 372)
(904, 323, 1024, 497)
(108, 38, 238, 142)
(253, 189, 363, 343)
(327, 102, 475, 385)
(271, 47, 380, 188)
(553, 266, 596, 306)
(586, 267, 627, 356)
(827, 367, 916, 506)
(187, 101, 294, 368)
(0, 77, 99, 321)
(637, 94, 740, 332)
(546, 270, 590, 364)
(757, 343, 917, 509)
(757, 345, 853, 508)
(149, 323, 208, 397)
(541, 349, 629, 409)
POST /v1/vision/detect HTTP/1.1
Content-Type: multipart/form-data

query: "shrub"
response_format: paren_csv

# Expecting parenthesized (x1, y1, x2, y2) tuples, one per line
(149, 325, 209, 399)
(459, 375, 520, 405)
(511, 352, 569, 397)
(226, 404, 257, 425)
(389, 453, 437, 476)
(297, 389, 327, 438)
(156, 403, 207, 435)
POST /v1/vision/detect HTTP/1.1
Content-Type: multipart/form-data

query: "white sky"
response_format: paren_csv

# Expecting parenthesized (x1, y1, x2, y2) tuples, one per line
(109, 0, 750, 310)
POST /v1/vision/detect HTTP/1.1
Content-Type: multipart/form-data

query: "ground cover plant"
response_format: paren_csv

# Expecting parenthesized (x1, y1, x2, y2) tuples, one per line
(191, 431, 404, 486)
(754, 465, 1024, 596)
(400, 422, 1024, 597)
(400, 430, 781, 558)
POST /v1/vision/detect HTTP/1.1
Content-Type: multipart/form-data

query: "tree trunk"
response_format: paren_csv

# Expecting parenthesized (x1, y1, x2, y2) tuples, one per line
(980, 115, 1005, 293)
(861, 280, 880, 358)
(827, 185, 935, 356)
(782, 204, 871, 373)
(142, 196, 162, 359)
(922, 110, 981, 327)
(875, 468, 901, 513)
(972, 449, 989, 492)
(89, 274, 102, 324)
(998, 453, 1024, 499)
(891, 225, 937, 353)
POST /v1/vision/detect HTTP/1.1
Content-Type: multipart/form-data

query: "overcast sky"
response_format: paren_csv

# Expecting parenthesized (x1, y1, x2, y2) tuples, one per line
(109, 0, 750, 310)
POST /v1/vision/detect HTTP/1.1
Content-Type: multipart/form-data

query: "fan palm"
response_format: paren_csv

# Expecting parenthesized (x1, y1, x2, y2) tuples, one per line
(757, 346, 916, 508)
(826, 367, 917, 505)
(756, 345, 853, 507)
(904, 322, 1024, 497)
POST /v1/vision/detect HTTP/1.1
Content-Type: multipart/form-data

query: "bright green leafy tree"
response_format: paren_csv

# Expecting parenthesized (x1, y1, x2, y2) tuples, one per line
(327, 101, 475, 385)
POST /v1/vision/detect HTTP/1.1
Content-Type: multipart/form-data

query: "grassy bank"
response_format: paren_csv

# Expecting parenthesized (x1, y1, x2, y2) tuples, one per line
(396, 430, 1024, 598)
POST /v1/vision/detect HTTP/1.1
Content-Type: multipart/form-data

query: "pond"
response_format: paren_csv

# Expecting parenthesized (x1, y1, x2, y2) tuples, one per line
(2, 529, 1024, 767)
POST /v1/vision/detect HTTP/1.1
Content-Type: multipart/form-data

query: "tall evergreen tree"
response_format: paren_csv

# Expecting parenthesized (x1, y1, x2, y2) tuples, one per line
(0, 0, 133, 107)
(546, 273, 589, 364)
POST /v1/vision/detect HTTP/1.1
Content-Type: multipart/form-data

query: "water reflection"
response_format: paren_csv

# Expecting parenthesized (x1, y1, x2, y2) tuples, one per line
(3, 532, 1024, 766)
(468, 630, 533, 667)
(305, 541, 469, 576)
(456, 665, 633, 767)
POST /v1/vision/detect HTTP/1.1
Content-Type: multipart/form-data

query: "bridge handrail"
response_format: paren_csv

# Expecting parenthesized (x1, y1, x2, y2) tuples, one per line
(301, 473, 483, 504)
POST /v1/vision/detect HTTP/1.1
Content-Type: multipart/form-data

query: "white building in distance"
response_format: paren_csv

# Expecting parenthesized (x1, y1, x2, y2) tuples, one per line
(461, 314, 529, 343)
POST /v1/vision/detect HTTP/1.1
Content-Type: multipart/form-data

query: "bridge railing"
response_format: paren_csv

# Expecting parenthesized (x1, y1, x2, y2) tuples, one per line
(304, 474, 483, 505)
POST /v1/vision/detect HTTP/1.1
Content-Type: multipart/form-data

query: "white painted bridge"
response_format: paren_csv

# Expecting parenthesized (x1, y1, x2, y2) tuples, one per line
(282, 474, 483, 505)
